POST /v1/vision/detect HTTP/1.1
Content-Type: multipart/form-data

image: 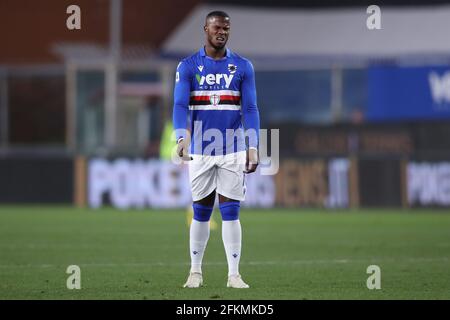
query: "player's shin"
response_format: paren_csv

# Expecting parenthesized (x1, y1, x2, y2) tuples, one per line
(189, 203, 213, 274)
(219, 201, 242, 276)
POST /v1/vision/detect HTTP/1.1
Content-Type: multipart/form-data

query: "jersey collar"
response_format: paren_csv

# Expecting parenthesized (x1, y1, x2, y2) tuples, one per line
(200, 46, 231, 59)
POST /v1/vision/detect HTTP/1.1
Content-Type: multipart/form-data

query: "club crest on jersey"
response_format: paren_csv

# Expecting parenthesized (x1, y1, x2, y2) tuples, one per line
(228, 64, 237, 74)
(210, 94, 220, 106)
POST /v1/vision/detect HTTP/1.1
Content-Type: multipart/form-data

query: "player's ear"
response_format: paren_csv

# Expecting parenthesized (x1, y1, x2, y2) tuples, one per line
(204, 25, 208, 32)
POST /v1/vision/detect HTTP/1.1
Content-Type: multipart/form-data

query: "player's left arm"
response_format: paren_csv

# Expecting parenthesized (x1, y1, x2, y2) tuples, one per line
(241, 60, 260, 174)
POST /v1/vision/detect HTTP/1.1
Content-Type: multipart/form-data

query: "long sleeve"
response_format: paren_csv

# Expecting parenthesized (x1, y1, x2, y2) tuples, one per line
(173, 61, 191, 141)
(241, 61, 260, 149)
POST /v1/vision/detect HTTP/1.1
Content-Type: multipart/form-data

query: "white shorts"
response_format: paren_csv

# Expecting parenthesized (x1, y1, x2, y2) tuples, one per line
(189, 151, 246, 202)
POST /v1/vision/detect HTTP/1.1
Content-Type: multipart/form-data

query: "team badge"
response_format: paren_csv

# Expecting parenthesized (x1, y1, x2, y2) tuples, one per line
(210, 94, 220, 106)
(228, 64, 237, 74)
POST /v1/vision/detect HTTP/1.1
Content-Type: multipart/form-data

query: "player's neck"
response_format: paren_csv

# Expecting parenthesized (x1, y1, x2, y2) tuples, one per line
(204, 45, 226, 60)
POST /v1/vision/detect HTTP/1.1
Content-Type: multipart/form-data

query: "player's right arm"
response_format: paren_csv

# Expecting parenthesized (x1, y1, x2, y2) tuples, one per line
(173, 61, 192, 160)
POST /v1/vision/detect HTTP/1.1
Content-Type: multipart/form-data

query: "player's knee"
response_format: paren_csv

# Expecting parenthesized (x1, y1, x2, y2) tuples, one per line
(192, 203, 213, 222)
(219, 201, 240, 221)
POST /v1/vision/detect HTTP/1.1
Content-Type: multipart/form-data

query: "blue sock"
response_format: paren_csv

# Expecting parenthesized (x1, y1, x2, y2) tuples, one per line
(192, 203, 213, 222)
(219, 201, 240, 221)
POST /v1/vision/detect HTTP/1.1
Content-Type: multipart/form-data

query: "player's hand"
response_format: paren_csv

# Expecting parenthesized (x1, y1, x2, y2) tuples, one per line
(177, 138, 193, 161)
(244, 148, 258, 174)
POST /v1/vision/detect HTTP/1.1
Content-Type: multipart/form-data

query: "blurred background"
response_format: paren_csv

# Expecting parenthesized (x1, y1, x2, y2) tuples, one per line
(1, 0, 450, 210)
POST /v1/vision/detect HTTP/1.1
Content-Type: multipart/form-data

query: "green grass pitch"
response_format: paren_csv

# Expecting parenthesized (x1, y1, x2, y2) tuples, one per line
(0, 206, 449, 300)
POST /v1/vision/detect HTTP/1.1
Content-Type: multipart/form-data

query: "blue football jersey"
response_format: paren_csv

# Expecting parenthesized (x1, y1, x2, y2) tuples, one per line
(173, 47, 260, 155)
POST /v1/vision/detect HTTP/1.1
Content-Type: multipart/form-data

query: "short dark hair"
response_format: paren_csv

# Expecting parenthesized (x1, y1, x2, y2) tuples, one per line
(206, 10, 230, 21)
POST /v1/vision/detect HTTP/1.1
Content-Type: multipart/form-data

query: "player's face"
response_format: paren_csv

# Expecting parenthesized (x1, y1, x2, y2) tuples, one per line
(204, 16, 230, 50)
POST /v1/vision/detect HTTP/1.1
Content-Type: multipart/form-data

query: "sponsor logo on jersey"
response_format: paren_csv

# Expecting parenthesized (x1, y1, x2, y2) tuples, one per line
(195, 73, 234, 88)
(429, 71, 450, 104)
(197, 65, 204, 72)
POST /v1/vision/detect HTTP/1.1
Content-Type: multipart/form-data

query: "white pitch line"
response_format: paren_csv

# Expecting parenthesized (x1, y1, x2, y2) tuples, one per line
(0, 257, 448, 269)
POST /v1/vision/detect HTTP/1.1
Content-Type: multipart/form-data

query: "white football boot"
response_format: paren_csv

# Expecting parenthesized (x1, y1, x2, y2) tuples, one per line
(227, 274, 250, 288)
(183, 272, 203, 288)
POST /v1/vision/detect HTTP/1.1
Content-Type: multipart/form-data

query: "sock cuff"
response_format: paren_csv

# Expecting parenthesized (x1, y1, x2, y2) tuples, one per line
(219, 201, 240, 221)
(193, 203, 214, 210)
(219, 201, 240, 210)
(192, 203, 214, 222)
